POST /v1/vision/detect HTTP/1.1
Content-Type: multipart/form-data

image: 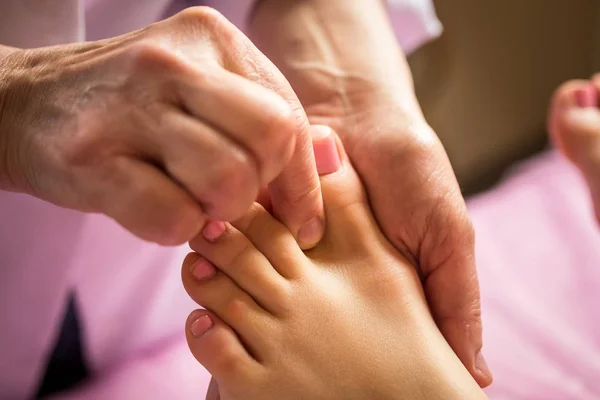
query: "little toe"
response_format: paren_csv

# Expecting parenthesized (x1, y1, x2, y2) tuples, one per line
(185, 310, 260, 388)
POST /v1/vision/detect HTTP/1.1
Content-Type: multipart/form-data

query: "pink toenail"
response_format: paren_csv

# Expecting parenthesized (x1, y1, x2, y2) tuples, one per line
(312, 126, 341, 175)
(192, 257, 216, 280)
(574, 85, 598, 108)
(190, 314, 214, 338)
(202, 221, 226, 242)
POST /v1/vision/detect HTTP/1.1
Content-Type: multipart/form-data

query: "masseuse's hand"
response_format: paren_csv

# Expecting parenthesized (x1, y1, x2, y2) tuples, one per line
(0, 7, 323, 247)
(250, 0, 492, 387)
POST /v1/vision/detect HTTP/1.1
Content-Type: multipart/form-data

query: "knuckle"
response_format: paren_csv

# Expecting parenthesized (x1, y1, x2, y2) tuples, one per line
(214, 343, 244, 375)
(224, 297, 249, 322)
(262, 104, 298, 164)
(224, 239, 253, 271)
(206, 150, 257, 213)
(158, 208, 203, 245)
(61, 129, 101, 167)
(216, 149, 249, 183)
(125, 42, 180, 76)
(233, 202, 263, 233)
(177, 6, 227, 31)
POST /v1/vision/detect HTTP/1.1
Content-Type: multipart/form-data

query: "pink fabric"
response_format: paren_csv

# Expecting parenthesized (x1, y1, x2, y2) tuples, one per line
(472, 151, 600, 399)
(0, 1, 441, 398)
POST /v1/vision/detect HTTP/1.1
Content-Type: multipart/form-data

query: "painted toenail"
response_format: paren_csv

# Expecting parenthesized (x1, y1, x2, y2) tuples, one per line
(298, 217, 324, 247)
(312, 126, 341, 175)
(190, 314, 214, 338)
(574, 85, 598, 108)
(192, 257, 216, 280)
(202, 221, 226, 242)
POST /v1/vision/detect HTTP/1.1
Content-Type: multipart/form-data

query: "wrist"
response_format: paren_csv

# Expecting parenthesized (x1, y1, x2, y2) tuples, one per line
(249, 0, 417, 107)
(0, 47, 27, 192)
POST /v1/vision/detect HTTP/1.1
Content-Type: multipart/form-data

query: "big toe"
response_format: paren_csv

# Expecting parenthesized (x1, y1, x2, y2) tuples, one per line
(549, 79, 600, 219)
(550, 80, 600, 163)
(311, 125, 383, 249)
(312, 125, 366, 215)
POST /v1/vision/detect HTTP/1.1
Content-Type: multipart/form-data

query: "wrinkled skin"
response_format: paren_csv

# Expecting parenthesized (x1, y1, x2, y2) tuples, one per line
(0, 7, 324, 248)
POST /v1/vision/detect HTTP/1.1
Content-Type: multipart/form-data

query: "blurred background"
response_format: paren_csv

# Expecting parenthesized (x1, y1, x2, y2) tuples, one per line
(408, 0, 600, 195)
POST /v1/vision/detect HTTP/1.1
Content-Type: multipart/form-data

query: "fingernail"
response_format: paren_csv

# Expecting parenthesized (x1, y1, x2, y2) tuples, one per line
(475, 351, 491, 378)
(312, 126, 341, 175)
(190, 313, 214, 338)
(191, 257, 216, 280)
(297, 217, 324, 248)
(574, 85, 598, 108)
(202, 221, 225, 242)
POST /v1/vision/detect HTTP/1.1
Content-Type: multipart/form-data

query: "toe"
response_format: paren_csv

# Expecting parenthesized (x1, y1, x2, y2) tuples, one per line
(549, 79, 600, 221)
(182, 253, 277, 357)
(190, 221, 292, 312)
(311, 126, 383, 250)
(231, 202, 307, 279)
(549, 80, 599, 162)
(185, 310, 260, 386)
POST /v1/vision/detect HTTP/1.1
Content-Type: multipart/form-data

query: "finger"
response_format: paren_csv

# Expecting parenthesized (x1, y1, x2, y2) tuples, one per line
(153, 110, 260, 222)
(87, 157, 205, 245)
(203, 23, 327, 250)
(269, 124, 325, 250)
(420, 206, 492, 388)
(176, 65, 297, 186)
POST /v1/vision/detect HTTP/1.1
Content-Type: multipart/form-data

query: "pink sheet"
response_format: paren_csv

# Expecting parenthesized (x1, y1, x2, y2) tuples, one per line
(471, 150, 600, 399)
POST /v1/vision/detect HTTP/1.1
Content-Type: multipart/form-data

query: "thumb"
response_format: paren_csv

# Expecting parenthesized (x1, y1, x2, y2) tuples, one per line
(269, 124, 326, 249)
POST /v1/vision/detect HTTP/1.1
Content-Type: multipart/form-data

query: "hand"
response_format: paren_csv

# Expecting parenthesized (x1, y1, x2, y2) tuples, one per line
(0, 7, 324, 248)
(249, 0, 492, 387)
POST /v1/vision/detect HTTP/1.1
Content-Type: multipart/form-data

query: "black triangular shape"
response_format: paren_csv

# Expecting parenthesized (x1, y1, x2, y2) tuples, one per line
(36, 293, 90, 398)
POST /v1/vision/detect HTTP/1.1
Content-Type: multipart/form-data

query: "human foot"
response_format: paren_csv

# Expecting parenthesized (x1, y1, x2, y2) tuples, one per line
(549, 75, 600, 221)
(181, 127, 485, 400)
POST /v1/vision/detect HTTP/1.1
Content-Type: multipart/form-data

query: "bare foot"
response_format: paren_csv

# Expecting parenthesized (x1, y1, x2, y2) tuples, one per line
(549, 74, 600, 221)
(181, 127, 485, 400)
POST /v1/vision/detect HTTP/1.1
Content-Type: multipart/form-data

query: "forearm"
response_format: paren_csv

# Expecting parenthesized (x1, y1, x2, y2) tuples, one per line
(0, 44, 21, 190)
(248, 0, 421, 116)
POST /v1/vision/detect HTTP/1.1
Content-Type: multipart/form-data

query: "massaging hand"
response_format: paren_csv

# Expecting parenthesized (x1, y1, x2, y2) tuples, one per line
(249, 0, 492, 388)
(0, 7, 324, 247)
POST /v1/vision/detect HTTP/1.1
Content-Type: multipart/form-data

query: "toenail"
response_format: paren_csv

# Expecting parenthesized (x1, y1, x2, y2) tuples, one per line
(298, 217, 324, 248)
(574, 85, 598, 108)
(191, 257, 216, 280)
(312, 126, 341, 175)
(190, 314, 214, 338)
(202, 221, 226, 242)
